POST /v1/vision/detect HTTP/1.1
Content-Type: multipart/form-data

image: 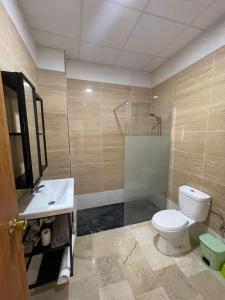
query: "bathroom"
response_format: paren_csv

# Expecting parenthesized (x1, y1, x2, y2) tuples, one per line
(1, 0, 225, 299)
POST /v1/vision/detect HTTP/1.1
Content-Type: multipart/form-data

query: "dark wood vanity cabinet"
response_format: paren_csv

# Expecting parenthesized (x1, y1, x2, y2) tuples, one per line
(2, 72, 47, 189)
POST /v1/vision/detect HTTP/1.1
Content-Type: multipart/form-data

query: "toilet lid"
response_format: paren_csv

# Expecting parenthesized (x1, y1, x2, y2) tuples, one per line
(152, 210, 189, 231)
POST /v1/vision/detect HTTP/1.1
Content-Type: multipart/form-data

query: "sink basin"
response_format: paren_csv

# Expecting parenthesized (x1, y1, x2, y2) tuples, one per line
(19, 178, 74, 220)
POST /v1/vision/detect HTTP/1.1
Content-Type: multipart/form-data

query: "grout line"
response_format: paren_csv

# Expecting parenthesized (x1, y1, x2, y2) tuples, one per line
(200, 51, 215, 189)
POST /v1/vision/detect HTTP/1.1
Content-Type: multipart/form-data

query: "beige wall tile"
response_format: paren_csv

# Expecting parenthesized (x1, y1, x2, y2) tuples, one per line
(103, 161, 124, 177)
(171, 168, 202, 191)
(152, 78, 174, 100)
(173, 151, 203, 178)
(203, 156, 225, 186)
(47, 150, 70, 169)
(174, 130, 206, 155)
(131, 86, 152, 99)
(205, 130, 225, 158)
(67, 79, 101, 98)
(208, 102, 225, 131)
(40, 91, 67, 114)
(202, 180, 225, 212)
(174, 82, 210, 113)
(102, 116, 125, 134)
(211, 73, 225, 105)
(102, 83, 130, 100)
(70, 133, 102, 149)
(103, 134, 124, 148)
(44, 167, 71, 179)
(71, 163, 102, 180)
(45, 112, 68, 132)
(75, 178, 102, 194)
(68, 98, 101, 116)
(69, 114, 101, 133)
(175, 108, 208, 132)
(45, 131, 69, 151)
(103, 175, 124, 191)
(71, 148, 102, 165)
(102, 100, 125, 118)
(103, 148, 124, 163)
(173, 54, 213, 93)
(214, 45, 225, 78)
(38, 69, 66, 92)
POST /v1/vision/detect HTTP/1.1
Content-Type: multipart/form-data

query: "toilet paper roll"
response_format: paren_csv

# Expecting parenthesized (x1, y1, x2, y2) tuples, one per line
(41, 228, 51, 246)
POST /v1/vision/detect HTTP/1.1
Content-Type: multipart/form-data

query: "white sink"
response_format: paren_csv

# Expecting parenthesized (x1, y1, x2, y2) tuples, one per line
(19, 178, 74, 220)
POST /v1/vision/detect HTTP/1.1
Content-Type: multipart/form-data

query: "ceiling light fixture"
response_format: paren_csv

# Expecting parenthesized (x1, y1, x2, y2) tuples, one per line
(153, 95, 159, 99)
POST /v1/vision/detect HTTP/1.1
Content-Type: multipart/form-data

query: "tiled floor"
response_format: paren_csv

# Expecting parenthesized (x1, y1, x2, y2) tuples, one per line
(31, 221, 225, 300)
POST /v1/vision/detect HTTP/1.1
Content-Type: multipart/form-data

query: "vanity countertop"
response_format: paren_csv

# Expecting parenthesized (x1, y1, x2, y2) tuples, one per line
(19, 178, 74, 220)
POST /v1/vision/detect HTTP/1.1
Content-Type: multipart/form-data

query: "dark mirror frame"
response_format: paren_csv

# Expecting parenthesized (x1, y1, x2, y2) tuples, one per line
(35, 93, 48, 173)
(2, 71, 42, 189)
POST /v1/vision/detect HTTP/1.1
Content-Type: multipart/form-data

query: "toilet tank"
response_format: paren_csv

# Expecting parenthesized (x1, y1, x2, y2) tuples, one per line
(179, 185, 211, 222)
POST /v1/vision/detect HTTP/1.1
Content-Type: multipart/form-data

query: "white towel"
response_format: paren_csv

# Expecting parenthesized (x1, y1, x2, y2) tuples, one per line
(51, 215, 69, 248)
(57, 234, 75, 285)
(27, 254, 43, 286)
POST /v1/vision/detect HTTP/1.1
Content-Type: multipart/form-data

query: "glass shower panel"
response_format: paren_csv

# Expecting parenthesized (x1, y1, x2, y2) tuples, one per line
(121, 101, 171, 226)
(123, 136, 170, 225)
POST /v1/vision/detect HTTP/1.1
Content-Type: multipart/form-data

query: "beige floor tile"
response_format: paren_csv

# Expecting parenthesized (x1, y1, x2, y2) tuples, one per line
(190, 296, 205, 300)
(121, 241, 158, 296)
(30, 283, 68, 300)
(96, 254, 124, 287)
(92, 227, 136, 258)
(140, 236, 174, 271)
(137, 287, 170, 300)
(99, 280, 135, 300)
(190, 270, 225, 300)
(68, 276, 100, 300)
(173, 251, 208, 277)
(129, 223, 156, 246)
(70, 256, 97, 283)
(75, 235, 94, 258)
(209, 269, 225, 288)
(126, 221, 150, 230)
(156, 264, 198, 300)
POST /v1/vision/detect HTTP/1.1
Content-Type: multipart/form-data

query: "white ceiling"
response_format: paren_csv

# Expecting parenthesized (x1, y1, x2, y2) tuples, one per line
(18, 0, 225, 72)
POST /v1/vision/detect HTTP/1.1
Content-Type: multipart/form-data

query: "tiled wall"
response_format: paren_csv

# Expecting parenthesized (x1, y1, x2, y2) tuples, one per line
(67, 79, 152, 195)
(37, 69, 70, 180)
(152, 46, 225, 233)
(0, 3, 37, 85)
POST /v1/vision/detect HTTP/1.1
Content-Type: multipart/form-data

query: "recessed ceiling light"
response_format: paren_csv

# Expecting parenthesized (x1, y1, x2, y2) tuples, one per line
(85, 88, 93, 93)
(153, 95, 159, 99)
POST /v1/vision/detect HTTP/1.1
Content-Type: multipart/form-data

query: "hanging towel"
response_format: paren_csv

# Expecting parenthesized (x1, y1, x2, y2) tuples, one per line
(51, 214, 69, 248)
(57, 234, 75, 285)
(27, 254, 43, 286)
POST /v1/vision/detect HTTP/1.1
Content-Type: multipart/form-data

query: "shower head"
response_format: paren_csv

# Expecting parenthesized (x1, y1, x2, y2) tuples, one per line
(149, 113, 161, 122)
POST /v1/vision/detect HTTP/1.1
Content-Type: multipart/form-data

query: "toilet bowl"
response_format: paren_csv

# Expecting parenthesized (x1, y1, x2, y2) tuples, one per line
(152, 209, 195, 255)
(152, 186, 211, 256)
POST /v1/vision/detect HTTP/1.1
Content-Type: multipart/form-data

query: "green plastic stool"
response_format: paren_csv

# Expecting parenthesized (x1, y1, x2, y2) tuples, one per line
(199, 233, 225, 271)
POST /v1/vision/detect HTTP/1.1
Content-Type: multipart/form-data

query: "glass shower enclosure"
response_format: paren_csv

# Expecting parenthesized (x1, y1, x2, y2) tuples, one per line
(114, 101, 172, 226)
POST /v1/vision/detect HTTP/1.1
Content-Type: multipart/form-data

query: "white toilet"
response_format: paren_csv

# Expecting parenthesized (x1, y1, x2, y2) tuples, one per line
(152, 185, 211, 256)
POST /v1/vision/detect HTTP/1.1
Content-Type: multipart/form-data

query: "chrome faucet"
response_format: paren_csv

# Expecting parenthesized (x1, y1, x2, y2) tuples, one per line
(32, 184, 45, 194)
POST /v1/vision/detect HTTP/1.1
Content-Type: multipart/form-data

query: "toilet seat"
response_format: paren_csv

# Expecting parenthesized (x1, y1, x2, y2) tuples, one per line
(152, 209, 189, 231)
